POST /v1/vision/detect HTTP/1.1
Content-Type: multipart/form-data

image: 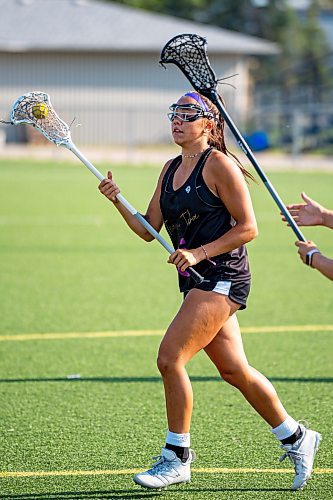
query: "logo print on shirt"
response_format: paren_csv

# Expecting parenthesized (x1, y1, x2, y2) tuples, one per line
(185, 185, 191, 194)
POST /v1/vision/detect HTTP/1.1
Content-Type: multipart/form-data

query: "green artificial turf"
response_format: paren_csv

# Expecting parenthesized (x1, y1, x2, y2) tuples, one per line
(0, 158, 332, 499)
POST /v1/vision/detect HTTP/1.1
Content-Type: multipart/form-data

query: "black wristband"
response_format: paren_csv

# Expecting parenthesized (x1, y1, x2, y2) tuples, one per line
(305, 249, 321, 267)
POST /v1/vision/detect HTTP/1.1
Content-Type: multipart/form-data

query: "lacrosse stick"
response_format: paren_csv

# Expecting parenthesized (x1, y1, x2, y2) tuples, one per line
(160, 34, 306, 242)
(5, 91, 204, 284)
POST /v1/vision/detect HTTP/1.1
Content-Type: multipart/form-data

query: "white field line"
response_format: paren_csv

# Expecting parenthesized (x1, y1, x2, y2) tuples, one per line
(0, 326, 331, 480)
(0, 467, 332, 478)
(0, 325, 333, 342)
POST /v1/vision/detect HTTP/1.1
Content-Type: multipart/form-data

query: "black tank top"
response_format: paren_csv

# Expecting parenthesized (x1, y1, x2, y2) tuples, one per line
(160, 147, 251, 292)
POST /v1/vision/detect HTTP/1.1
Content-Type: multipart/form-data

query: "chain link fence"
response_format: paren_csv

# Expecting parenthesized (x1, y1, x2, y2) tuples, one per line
(247, 86, 333, 155)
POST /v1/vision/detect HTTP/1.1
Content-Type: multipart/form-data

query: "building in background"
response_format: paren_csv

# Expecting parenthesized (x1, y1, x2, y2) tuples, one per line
(0, 0, 277, 147)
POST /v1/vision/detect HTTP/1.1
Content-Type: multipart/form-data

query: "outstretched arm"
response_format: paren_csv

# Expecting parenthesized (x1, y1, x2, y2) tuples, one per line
(285, 192, 333, 229)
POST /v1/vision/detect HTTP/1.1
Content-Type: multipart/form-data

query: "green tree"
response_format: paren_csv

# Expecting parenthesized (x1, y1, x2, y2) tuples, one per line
(298, 1, 332, 89)
(107, 0, 332, 90)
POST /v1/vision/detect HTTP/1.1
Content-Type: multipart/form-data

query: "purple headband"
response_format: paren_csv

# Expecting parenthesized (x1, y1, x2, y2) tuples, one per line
(183, 92, 210, 111)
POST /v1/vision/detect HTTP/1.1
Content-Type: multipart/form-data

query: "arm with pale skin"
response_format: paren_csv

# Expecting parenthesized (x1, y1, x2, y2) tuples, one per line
(282, 192, 333, 280)
(284, 192, 333, 229)
(168, 152, 258, 272)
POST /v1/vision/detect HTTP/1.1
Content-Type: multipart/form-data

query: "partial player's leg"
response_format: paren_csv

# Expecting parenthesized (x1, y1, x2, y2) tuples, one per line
(158, 290, 238, 431)
(133, 288, 239, 489)
(204, 314, 321, 491)
(204, 314, 287, 426)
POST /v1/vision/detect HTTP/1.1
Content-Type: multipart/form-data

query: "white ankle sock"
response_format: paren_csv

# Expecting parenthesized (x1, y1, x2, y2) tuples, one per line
(166, 430, 190, 447)
(271, 416, 299, 441)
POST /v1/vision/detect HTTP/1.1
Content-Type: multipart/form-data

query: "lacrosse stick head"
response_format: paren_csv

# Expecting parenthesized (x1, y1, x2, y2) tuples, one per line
(160, 34, 218, 98)
(10, 91, 71, 146)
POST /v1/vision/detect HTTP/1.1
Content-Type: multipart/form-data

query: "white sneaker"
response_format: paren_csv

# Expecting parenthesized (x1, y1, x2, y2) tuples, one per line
(279, 423, 322, 490)
(133, 447, 196, 489)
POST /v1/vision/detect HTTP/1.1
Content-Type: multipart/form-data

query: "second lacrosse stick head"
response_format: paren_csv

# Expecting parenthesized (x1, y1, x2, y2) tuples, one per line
(10, 91, 71, 146)
(160, 33, 218, 97)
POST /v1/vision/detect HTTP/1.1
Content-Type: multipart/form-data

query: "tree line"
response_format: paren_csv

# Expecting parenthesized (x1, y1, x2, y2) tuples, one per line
(107, 0, 333, 95)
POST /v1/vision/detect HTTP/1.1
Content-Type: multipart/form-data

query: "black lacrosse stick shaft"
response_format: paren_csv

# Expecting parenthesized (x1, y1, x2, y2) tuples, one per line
(160, 34, 306, 243)
(208, 90, 306, 242)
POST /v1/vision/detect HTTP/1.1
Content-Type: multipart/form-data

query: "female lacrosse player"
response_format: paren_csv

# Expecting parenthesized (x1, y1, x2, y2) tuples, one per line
(98, 91, 321, 491)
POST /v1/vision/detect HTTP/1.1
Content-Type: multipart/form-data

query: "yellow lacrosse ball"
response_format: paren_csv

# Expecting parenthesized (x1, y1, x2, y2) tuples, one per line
(32, 103, 49, 119)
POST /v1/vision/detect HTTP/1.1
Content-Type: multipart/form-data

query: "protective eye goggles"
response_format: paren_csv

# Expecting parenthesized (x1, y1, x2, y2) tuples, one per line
(167, 103, 216, 122)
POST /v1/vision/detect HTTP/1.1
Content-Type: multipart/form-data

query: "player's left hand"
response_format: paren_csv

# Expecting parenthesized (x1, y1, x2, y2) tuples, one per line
(168, 248, 201, 272)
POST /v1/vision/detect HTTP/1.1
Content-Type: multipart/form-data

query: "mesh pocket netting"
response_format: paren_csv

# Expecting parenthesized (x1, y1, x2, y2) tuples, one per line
(11, 92, 70, 144)
(160, 34, 217, 94)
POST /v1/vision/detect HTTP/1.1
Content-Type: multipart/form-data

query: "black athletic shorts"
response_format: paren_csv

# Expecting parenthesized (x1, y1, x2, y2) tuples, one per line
(184, 277, 251, 310)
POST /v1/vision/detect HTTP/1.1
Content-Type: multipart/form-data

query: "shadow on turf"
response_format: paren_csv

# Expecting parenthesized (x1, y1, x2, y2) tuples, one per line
(0, 492, 154, 500)
(0, 486, 292, 499)
(0, 376, 332, 384)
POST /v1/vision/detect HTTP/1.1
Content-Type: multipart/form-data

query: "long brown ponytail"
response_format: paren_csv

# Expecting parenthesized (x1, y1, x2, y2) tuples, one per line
(199, 93, 256, 183)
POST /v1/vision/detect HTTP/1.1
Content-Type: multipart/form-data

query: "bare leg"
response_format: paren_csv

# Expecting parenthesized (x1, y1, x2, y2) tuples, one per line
(157, 289, 239, 433)
(204, 314, 287, 428)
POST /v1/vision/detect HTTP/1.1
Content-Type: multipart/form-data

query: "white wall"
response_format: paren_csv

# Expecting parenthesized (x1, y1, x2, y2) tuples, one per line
(0, 51, 250, 145)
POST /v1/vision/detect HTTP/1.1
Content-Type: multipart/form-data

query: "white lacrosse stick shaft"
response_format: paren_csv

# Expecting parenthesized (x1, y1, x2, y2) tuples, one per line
(7, 91, 204, 283)
(66, 142, 206, 283)
(66, 142, 175, 253)
(67, 143, 135, 212)
(66, 142, 205, 283)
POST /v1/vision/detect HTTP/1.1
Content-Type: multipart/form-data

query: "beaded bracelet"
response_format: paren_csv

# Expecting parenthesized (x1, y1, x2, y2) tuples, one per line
(201, 245, 217, 266)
